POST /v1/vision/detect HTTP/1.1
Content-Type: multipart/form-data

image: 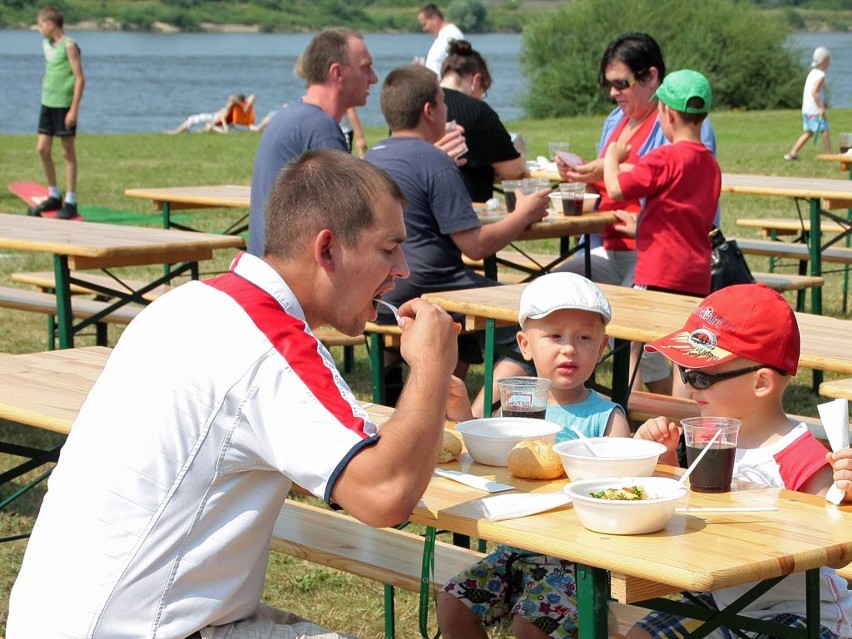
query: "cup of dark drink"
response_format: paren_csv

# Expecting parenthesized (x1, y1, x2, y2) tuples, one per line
(497, 376, 551, 419)
(558, 182, 585, 216)
(502, 179, 525, 212)
(680, 417, 741, 493)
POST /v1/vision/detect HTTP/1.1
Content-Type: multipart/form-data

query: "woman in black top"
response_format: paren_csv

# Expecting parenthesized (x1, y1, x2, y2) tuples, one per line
(440, 40, 526, 202)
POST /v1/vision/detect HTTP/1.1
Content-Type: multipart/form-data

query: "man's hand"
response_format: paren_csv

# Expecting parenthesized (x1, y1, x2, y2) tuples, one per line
(511, 187, 550, 226)
(396, 298, 458, 376)
(435, 125, 468, 167)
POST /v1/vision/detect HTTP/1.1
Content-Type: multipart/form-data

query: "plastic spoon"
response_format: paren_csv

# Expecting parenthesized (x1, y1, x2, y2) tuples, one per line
(569, 427, 602, 457)
(678, 428, 723, 487)
(375, 298, 463, 333)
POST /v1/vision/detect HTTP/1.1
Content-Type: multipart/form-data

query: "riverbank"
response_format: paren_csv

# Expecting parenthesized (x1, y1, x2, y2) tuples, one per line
(7, 7, 849, 33)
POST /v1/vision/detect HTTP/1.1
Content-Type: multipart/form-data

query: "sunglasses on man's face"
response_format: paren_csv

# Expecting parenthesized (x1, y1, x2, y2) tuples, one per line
(677, 365, 764, 390)
(600, 76, 637, 92)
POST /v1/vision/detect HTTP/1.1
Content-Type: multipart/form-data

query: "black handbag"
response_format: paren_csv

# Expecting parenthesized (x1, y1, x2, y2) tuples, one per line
(709, 227, 755, 291)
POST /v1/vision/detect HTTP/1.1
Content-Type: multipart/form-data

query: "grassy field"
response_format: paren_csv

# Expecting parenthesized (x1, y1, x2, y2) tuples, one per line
(1, 106, 851, 637)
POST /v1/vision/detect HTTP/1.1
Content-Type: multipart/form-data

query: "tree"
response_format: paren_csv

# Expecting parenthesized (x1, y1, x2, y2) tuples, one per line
(520, 0, 804, 118)
(448, 0, 488, 33)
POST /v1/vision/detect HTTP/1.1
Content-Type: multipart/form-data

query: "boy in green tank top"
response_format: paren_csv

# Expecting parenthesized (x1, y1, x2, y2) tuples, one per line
(30, 6, 85, 220)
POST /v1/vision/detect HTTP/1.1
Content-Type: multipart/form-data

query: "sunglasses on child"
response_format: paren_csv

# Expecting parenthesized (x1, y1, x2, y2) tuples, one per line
(677, 365, 764, 390)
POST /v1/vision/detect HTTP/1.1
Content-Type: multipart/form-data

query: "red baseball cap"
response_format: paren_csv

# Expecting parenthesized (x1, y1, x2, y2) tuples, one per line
(645, 283, 800, 375)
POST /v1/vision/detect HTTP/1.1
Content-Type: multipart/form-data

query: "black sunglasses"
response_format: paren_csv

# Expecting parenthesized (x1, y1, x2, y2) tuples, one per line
(677, 365, 763, 390)
(600, 76, 637, 92)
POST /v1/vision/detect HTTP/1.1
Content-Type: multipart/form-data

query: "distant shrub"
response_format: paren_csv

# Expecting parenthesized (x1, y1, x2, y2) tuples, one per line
(520, 0, 804, 118)
(447, 0, 487, 33)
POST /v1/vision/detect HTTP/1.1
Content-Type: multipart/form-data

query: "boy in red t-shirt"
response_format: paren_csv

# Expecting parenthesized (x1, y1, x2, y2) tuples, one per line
(603, 69, 721, 392)
(604, 68, 720, 296)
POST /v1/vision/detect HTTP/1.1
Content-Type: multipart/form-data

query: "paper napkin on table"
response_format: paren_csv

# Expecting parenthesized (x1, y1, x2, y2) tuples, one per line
(535, 156, 558, 174)
(473, 492, 573, 522)
(818, 398, 850, 505)
(433, 468, 515, 493)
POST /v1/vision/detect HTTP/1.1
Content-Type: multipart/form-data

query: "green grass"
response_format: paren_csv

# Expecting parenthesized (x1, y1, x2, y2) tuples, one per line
(1, 107, 851, 636)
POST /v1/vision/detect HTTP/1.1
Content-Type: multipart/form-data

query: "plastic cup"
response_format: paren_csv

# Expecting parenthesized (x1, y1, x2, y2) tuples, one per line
(498, 376, 551, 419)
(502, 179, 525, 212)
(840, 132, 852, 154)
(548, 141, 570, 160)
(680, 417, 742, 493)
(558, 182, 586, 215)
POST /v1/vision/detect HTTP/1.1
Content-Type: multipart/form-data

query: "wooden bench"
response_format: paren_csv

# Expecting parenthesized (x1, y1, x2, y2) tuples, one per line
(0, 285, 142, 348)
(819, 377, 852, 401)
(271, 498, 485, 638)
(735, 238, 852, 264)
(625, 389, 825, 438)
(11, 270, 171, 302)
(751, 272, 824, 292)
(4, 273, 368, 366)
(272, 499, 649, 638)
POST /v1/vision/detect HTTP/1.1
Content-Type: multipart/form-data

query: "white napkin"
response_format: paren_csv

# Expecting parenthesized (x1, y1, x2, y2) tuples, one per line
(473, 492, 572, 522)
(535, 156, 558, 174)
(818, 398, 850, 505)
(433, 468, 515, 493)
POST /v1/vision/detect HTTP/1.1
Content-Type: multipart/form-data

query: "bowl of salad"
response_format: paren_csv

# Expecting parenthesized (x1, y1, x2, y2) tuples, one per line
(564, 476, 687, 534)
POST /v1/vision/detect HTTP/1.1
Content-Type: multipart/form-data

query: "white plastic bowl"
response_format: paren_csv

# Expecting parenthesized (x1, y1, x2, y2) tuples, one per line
(564, 476, 687, 535)
(553, 438, 666, 480)
(454, 417, 562, 467)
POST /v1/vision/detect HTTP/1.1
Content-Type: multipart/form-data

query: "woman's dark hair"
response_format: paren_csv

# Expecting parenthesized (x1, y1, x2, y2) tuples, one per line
(598, 32, 666, 87)
(441, 40, 493, 93)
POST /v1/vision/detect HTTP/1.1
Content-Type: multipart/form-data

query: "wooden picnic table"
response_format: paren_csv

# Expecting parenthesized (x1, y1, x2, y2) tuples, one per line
(0, 213, 244, 348)
(124, 184, 251, 234)
(721, 173, 852, 315)
(125, 184, 616, 280)
(817, 153, 852, 173)
(3, 347, 852, 639)
(412, 451, 852, 639)
(422, 282, 852, 411)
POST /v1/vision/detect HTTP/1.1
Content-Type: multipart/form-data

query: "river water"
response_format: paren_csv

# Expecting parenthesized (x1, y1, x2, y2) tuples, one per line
(0, 30, 848, 134)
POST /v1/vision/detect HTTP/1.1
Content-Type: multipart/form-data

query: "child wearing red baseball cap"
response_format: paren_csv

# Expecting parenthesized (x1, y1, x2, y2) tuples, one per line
(628, 283, 852, 639)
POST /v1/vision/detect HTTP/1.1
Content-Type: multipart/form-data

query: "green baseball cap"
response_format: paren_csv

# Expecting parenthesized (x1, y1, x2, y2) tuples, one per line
(653, 69, 712, 114)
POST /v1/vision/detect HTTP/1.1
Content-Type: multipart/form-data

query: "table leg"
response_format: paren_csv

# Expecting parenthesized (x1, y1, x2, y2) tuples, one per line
(163, 201, 172, 229)
(611, 338, 631, 411)
(809, 198, 822, 315)
(483, 318, 496, 414)
(575, 563, 609, 639)
(806, 568, 819, 639)
(53, 254, 74, 349)
(369, 332, 386, 404)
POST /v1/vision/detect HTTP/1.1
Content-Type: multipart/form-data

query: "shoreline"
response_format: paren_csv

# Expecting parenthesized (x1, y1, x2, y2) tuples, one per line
(7, 16, 847, 35)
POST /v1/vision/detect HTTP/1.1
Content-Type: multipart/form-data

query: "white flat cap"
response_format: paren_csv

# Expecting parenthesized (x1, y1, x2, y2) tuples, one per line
(518, 272, 612, 327)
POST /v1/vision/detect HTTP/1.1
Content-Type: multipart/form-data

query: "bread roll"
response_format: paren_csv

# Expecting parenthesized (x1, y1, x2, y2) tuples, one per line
(437, 429, 463, 463)
(507, 439, 565, 480)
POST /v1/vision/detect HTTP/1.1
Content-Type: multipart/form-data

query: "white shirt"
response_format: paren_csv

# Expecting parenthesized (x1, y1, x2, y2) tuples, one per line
(425, 23, 464, 76)
(7, 252, 379, 639)
(712, 425, 852, 635)
(802, 67, 826, 116)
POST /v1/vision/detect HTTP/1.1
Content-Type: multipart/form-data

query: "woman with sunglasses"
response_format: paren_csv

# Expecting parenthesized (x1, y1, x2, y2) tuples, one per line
(556, 32, 717, 395)
(440, 40, 527, 202)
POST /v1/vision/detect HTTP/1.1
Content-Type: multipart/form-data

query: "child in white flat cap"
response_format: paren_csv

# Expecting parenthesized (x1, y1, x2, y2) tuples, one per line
(785, 46, 833, 160)
(441, 272, 629, 639)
